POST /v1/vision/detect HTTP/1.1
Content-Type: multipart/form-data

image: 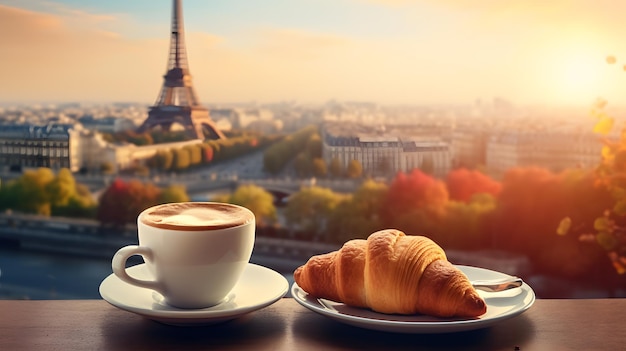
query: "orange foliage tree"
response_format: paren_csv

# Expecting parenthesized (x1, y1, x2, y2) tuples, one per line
(97, 178, 189, 227)
(494, 167, 613, 278)
(381, 169, 449, 236)
(445, 168, 501, 202)
(558, 97, 626, 274)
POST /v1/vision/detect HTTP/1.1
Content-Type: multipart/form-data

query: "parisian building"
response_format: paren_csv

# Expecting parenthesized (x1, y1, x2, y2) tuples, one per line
(0, 123, 75, 171)
(485, 128, 602, 179)
(0, 122, 203, 174)
(321, 122, 451, 178)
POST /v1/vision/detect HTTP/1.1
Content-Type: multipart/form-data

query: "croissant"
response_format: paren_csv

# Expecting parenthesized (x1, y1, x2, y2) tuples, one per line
(294, 229, 487, 318)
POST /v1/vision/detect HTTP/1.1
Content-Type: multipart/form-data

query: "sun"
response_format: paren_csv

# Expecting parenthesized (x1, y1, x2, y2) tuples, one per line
(542, 40, 609, 105)
(556, 54, 603, 103)
(562, 56, 599, 88)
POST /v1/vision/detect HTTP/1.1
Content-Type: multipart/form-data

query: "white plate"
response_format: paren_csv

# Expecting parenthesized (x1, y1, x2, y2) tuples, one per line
(100, 263, 288, 326)
(292, 265, 535, 333)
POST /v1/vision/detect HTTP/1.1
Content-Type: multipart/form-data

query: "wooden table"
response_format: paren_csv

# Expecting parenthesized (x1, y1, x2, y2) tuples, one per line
(0, 298, 623, 350)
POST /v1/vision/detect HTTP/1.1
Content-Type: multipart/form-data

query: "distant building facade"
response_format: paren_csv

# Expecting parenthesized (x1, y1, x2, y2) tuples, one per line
(0, 122, 202, 174)
(451, 126, 488, 168)
(0, 123, 75, 171)
(77, 115, 136, 134)
(485, 129, 602, 179)
(321, 122, 451, 178)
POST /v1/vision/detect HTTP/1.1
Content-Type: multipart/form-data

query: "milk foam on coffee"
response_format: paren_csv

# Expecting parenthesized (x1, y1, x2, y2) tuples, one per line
(140, 202, 253, 231)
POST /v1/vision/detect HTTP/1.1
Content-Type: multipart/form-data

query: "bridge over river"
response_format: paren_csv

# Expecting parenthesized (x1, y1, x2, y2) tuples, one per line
(184, 177, 361, 202)
(71, 172, 363, 204)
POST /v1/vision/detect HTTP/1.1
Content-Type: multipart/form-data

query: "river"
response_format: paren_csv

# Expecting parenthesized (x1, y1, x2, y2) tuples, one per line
(0, 247, 114, 299)
(0, 247, 297, 300)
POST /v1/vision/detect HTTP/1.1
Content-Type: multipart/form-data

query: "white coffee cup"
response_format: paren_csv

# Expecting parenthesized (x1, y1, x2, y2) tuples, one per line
(112, 202, 255, 309)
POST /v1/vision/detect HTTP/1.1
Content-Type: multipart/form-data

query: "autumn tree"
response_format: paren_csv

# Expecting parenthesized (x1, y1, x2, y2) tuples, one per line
(329, 157, 342, 178)
(153, 150, 174, 171)
(100, 161, 115, 175)
(346, 159, 363, 178)
(420, 155, 435, 175)
(205, 141, 221, 162)
(263, 126, 318, 174)
(285, 186, 348, 241)
(200, 143, 214, 163)
(220, 184, 277, 226)
(558, 97, 626, 274)
(294, 152, 311, 177)
(185, 144, 202, 167)
(45, 168, 75, 208)
(494, 167, 611, 278)
(157, 185, 190, 204)
(327, 179, 388, 243)
(436, 194, 497, 250)
(97, 179, 162, 226)
(53, 182, 97, 218)
(0, 167, 95, 218)
(311, 158, 327, 178)
(8, 168, 55, 215)
(172, 147, 190, 171)
(445, 168, 502, 202)
(306, 134, 323, 159)
(381, 169, 449, 235)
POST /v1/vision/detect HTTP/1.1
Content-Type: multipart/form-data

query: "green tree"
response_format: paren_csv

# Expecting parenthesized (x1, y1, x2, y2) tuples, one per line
(263, 126, 318, 174)
(294, 152, 311, 177)
(306, 134, 323, 158)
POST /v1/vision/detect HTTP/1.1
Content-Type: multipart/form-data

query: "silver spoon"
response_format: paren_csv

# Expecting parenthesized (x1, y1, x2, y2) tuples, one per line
(471, 277, 523, 292)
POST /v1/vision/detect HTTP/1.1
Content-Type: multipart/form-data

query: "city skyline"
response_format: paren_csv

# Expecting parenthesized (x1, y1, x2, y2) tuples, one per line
(1, 0, 626, 107)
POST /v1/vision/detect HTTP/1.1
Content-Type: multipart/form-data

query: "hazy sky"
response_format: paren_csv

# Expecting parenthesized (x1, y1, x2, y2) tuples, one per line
(1, 0, 626, 106)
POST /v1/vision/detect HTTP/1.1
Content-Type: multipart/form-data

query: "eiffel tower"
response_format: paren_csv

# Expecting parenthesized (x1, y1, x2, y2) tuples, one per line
(137, 0, 225, 140)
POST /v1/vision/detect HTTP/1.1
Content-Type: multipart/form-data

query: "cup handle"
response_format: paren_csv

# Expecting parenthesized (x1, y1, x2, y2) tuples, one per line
(112, 245, 162, 292)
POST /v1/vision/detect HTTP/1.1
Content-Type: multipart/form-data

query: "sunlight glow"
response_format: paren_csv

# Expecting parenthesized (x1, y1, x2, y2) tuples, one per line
(561, 55, 601, 92)
(541, 40, 609, 105)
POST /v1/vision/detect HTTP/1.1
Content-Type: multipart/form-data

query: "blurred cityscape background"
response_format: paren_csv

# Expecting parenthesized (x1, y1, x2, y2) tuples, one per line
(1, 0, 626, 300)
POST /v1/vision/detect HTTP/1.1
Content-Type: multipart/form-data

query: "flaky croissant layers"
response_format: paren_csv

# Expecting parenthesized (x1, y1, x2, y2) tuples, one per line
(294, 229, 487, 318)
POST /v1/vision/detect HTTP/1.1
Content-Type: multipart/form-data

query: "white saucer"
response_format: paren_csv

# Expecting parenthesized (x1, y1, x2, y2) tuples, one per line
(99, 263, 288, 326)
(292, 265, 535, 334)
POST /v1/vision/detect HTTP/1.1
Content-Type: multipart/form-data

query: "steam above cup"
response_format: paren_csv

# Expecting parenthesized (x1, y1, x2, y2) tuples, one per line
(112, 202, 255, 309)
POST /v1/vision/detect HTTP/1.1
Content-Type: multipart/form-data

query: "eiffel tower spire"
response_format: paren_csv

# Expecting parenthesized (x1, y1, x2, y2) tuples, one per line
(137, 0, 225, 140)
